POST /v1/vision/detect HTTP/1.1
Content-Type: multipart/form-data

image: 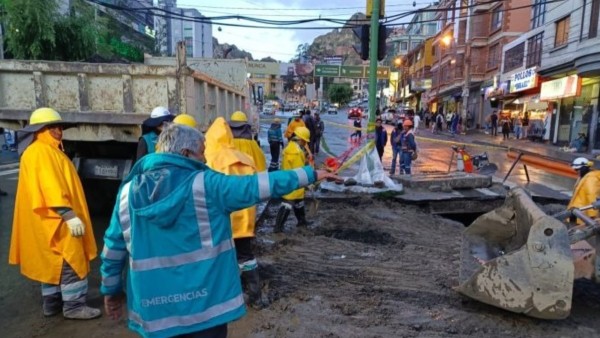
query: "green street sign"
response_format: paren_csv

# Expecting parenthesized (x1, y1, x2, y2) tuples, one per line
(365, 67, 391, 79)
(340, 66, 365, 78)
(314, 64, 340, 77)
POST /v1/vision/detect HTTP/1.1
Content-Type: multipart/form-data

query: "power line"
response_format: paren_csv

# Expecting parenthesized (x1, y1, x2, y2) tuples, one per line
(175, 2, 433, 12)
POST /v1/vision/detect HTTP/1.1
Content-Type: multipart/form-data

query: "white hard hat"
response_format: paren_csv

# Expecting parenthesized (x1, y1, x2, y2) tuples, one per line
(572, 157, 593, 170)
(150, 106, 171, 118)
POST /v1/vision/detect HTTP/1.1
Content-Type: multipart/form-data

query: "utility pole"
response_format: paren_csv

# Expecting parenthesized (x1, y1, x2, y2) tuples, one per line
(367, 0, 381, 135)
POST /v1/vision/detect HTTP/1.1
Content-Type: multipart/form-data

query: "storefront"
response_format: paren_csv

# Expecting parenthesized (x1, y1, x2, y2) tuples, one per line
(540, 74, 589, 146)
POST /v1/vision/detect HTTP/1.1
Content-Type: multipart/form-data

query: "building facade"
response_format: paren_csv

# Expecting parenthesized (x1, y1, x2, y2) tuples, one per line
(536, 0, 600, 152)
(427, 0, 532, 129)
(156, 1, 213, 58)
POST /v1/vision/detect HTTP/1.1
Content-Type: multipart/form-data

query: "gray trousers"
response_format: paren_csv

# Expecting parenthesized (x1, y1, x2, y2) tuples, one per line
(41, 260, 88, 314)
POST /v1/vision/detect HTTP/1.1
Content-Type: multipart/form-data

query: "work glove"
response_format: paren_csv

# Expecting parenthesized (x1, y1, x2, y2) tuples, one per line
(66, 217, 85, 237)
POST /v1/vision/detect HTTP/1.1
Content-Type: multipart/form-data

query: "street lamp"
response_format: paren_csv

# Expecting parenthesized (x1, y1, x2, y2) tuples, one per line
(436, 34, 452, 114)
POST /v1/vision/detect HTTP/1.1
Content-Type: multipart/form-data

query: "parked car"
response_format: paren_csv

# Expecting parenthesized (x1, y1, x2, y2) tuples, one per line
(327, 107, 338, 115)
(381, 109, 397, 124)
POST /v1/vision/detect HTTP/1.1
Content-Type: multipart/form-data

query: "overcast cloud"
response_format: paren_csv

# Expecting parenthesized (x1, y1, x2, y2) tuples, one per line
(175, 0, 422, 61)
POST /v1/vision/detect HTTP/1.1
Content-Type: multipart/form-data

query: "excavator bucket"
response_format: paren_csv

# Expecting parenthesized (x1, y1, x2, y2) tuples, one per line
(457, 188, 575, 319)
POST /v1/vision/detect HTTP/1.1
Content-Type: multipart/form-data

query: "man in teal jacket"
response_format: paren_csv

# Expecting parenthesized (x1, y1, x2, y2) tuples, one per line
(101, 123, 336, 338)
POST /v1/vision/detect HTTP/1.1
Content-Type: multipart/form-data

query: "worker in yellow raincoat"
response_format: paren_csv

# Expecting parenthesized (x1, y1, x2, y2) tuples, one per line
(567, 157, 600, 222)
(9, 108, 101, 320)
(228, 111, 267, 172)
(284, 110, 306, 141)
(274, 126, 314, 232)
(204, 117, 267, 309)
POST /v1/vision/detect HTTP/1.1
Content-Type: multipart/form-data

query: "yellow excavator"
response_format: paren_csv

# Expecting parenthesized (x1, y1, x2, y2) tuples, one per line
(457, 187, 600, 319)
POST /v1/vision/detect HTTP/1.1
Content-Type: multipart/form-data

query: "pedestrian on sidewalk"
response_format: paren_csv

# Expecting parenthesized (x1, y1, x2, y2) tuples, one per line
(229, 111, 267, 172)
(267, 118, 284, 171)
(434, 112, 444, 134)
(522, 111, 529, 139)
(9, 108, 101, 320)
(424, 110, 431, 129)
(513, 114, 523, 139)
(313, 112, 324, 155)
(413, 113, 421, 134)
(490, 111, 498, 136)
(501, 116, 511, 140)
(446, 112, 453, 131)
(101, 123, 338, 337)
(451, 113, 459, 136)
(375, 118, 388, 162)
(400, 119, 417, 175)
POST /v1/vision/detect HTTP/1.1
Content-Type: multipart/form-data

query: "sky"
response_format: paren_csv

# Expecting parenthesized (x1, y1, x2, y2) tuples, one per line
(175, 0, 425, 62)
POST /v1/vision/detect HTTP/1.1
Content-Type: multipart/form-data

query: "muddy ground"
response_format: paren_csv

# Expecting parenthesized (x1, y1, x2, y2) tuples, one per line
(3, 195, 600, 337)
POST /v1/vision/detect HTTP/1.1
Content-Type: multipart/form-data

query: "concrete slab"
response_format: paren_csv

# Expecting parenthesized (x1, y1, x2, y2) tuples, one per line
(393, 172, 493, 190)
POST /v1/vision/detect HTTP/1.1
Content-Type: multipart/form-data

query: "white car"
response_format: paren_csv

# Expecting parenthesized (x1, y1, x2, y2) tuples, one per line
(327, 107, 338, 115)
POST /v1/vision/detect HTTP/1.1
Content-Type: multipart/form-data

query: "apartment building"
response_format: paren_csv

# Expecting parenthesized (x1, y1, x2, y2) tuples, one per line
(156, 1, 213, 58)
(536, 0, 600, 152)
(427, 0, 531, 127)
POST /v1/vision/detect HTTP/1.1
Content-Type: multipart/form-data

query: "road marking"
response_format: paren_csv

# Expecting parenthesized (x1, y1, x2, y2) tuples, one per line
(0, 162, 19, 170)
(0, 168, 19, 176)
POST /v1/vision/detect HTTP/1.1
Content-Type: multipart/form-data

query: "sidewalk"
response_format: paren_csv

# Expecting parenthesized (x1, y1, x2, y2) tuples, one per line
(416, 126, 594, 167)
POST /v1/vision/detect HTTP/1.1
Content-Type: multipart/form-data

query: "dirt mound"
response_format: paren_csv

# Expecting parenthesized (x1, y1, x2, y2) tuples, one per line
(229, 196, 600, 338)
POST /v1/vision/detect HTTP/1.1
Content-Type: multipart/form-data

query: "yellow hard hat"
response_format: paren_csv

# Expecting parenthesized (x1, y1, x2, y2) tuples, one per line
(294, 126, 310, 142)
(230, 111, 248, 122)
(21, 107, 66, 132)
(173, 114, 198, 128)
(30, 108, 62, 125)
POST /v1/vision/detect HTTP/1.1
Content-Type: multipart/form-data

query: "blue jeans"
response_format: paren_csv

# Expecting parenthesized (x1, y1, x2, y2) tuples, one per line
(390, 147, 401, 175)
(514, 126, 522, 139)
(400, 152, 412, 175)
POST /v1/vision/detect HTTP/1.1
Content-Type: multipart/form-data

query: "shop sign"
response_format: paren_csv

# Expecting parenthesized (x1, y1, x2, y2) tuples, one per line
(510, 67, 537, 93)
(540, 75, 581, 100)
(411, 78, 432, 91)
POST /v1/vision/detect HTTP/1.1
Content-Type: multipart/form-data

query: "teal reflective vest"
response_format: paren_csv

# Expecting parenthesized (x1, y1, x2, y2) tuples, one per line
(141, 132, 158, 154)
(100, 153, 315, 337)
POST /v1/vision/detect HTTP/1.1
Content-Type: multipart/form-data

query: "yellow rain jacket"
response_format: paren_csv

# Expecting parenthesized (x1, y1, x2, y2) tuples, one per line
(228, 122, 267, 172)
(9, 130, 97, 284)
(567, 170, 600, 222)
(284, 118, 306, 140)
(282, 140, 308, 200)
(206, 118, 258, 238)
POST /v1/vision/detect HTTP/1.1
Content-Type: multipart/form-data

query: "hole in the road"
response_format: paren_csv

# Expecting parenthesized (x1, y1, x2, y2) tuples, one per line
(317, 227, 396, 245)
(439, 212, 485, 226)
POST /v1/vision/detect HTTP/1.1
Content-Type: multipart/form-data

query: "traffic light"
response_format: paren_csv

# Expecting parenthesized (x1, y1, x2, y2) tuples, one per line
(354, 24, 388, 61)
(378, 25, 388, 61)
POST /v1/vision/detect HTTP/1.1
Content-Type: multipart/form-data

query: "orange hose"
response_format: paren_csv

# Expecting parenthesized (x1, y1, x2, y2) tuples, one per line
(507, 151, 578, 179)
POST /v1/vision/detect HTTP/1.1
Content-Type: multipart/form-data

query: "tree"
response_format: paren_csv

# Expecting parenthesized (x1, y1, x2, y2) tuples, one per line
(3, 0, 57, 59)
(328, 83, 354, 106)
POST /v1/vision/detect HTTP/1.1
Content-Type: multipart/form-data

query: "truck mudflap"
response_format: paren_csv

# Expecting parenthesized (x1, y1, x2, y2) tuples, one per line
(457, 187, 575, 319)
(73, 157, 132, 181)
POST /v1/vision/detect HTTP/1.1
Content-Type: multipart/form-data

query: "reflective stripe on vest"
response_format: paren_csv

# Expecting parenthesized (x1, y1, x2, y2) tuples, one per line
(118, 172, 235, 272)
(257, 171, 271, 200)
(128, 294, 245, 333)
(293, 168, 309, 186)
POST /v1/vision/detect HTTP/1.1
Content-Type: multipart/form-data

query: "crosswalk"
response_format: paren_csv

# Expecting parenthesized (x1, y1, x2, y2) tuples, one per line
(0, 163, 19, 180)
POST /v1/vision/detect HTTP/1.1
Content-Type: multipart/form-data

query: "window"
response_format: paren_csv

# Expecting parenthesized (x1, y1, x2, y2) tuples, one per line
(487, 43, 500, 69)
(531, 0, 546, 29)
(400, 42, 408, 51)
(491, 6, 503, 31)
(526, 33, 543, 67)
(555, 16, 570, 47)
(590, 0, 600, 38)
(432, 45, 437, 57)
(411, 41, 420, 50)
(503, 42, 525, 73)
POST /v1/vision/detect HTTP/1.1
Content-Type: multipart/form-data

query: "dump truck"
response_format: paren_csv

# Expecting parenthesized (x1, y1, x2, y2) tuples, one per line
(458, 187, 600, 319)
(0, 43, 249, 210)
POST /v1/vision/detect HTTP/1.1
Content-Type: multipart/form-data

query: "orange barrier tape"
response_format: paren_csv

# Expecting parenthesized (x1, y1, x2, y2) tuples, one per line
(507, 151, 578, 179)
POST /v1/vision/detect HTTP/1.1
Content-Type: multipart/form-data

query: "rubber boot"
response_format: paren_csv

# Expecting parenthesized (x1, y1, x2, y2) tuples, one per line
(63, 306, 102, 320)
(293, 204, 313, 227)
(241, 269, 268, 310)
(274, 203, 291, 233)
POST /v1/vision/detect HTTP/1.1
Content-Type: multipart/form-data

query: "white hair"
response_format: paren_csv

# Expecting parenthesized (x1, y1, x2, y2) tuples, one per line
(156, 123, 204, 155)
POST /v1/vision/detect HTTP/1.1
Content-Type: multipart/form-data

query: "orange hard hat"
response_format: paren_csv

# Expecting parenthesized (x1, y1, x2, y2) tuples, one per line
(403, 119, 413, 127)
